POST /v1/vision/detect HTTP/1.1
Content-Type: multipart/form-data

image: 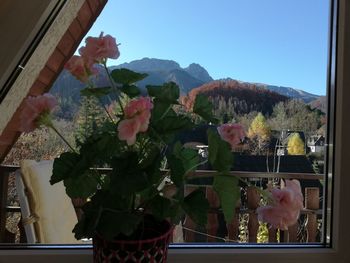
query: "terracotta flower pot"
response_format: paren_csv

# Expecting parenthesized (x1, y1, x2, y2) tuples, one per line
(93, 218, 173, 263)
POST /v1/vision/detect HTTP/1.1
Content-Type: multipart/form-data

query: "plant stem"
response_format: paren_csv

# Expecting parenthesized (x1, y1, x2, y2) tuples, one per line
(102, 104, 115, 123)
(103, 62, 125, 115)
(149, 126, 167, 146)
(159, 105, 172, 120)
(48, 123, 76, 153)
(184, 159, 208, 174)
(85, 80, 115, 123)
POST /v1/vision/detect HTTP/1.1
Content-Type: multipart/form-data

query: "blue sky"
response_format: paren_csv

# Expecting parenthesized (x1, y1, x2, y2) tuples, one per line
(85, 0, 330, 95)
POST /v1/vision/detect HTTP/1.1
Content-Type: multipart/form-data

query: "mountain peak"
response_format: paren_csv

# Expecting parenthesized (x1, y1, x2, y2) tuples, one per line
(184, 63, 213, 82)
(116, 57, 181, 72)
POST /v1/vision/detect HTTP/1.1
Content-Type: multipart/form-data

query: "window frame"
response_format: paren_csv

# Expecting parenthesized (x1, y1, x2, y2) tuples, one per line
(1, 0, 349, 262)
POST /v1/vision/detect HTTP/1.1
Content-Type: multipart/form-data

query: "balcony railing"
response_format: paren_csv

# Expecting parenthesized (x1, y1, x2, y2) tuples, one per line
(0, 165, 323, 244)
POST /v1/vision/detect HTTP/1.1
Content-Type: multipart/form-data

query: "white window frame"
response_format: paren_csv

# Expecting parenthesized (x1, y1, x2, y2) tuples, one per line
(1, 0, 349, 262)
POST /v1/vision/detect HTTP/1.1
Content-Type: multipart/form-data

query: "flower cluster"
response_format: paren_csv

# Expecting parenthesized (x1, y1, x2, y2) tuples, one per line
(217, 123, 245, 149)
(20, 93, 57, 132)
(64, 32, 119, 83)
(118, 97, 153, 145)
(257, 179, 304, 229)
(19, 32, 303, 241)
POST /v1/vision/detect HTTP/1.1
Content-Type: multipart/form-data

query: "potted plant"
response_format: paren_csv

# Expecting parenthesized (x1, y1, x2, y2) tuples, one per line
(19, 33, 304, 263)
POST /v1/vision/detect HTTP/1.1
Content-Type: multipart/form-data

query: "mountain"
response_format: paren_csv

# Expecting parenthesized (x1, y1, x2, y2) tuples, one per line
(50, 57, 322, 119)
(217, 78, 321, 103)
(264, 85, 320, 103)
(50, 58, 213, 118)
(51, 58, 213, 102)
(182, 79, 289, 115)
(115, 57, 181, 72)
(112, 58, 212, 94)
(184, 63, 213, 83)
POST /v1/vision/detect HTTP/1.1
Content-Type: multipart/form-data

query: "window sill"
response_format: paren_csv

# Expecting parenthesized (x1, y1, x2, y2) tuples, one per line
(0, 245, 342, 263)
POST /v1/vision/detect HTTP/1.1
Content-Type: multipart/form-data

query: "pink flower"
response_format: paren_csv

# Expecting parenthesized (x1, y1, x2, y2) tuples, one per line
(20, 94, 57, 132)
(124, 97, 153, 118)
(256, 180, 304, 230)
(117, 118, 141, 146)
(117, 97, 153, 145)
(217, 123, 245, 148)
(64, 55, 97, 83)
(124, 97, 153, 132)
(79, 32, 120, 63)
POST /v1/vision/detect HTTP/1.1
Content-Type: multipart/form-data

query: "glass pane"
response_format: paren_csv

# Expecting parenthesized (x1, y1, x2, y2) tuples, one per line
(1, 0, 332, 246)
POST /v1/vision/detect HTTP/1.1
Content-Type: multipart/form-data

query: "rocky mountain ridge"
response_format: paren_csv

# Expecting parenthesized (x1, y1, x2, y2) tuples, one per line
(50, 57, 324, 118)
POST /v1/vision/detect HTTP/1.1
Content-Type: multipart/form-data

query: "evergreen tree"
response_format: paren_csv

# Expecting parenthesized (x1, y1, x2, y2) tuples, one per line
(74, 96, 106, 144)
(287, 133, 305, 155)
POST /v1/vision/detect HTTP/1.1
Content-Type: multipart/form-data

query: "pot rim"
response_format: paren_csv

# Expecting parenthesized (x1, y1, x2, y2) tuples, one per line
(94, 220, 174, 245)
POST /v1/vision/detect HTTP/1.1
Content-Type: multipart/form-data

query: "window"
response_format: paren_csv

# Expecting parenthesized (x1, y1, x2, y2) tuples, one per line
(1, 0, 349, 262)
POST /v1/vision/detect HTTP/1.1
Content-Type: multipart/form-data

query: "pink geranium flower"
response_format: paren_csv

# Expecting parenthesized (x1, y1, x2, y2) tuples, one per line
(117, 118, 141, 146)
(124, 97, 153, 132)
(20, 94, 57, 132)
(256, 180, 304, 230)
(117, 97, 153, 145)
(79, 32, 120, 63)
(217, 123, 245, 148)
(64, 55, 97, 83)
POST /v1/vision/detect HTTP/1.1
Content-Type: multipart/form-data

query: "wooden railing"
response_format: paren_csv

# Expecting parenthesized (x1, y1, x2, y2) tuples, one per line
(0, 165, 20, 243)
(183, 170, 323, 243)
(0, 165, 323, 244)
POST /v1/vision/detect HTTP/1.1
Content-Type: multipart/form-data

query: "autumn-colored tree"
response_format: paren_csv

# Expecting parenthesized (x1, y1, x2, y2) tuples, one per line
(287, 133, 305, 155)
(247, 112, 271, 154)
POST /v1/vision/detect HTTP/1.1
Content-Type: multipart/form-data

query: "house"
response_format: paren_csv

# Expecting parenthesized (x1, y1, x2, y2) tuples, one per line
(307, 135, 325, 153)
(272, 130, 306, 156)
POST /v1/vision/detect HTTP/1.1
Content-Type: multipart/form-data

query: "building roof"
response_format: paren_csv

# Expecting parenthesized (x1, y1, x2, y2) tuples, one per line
(0, 0, 107, 162)
(233, 154, 315, 173)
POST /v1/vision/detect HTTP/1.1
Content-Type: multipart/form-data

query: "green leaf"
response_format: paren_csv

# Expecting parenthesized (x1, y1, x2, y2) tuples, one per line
(73, 200, 101, 239)
(73, 211, 96, 239)
(73, 190, 134, 239)
(97, 211, 142, 240)
(213, 174, 240, 223)
(110, 153, 149, 195)
(182, 189, 209, 226)
(51, 152, 85, 184)
(119, 84, 140, 98)
(148, 195, 178, 221)
(150, 99, 175, 122)
(111, 68, 148, 85)
(147, 82, 179, 103)
(140, 146, 163, 185)
(64, 171, 100, 198)
(93, 132, 122, 160)
(207, 129, 233, 172)
(193, 94, 216, 123)
(154, 116, 194, 135)
(168, 154, 185, 187)
(168, 142, 199, 186)
(76, 131, 121, 165)
(176, 147, 199, 174)
(73, 216, 90, 240)
(80, 87, 112, 98)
